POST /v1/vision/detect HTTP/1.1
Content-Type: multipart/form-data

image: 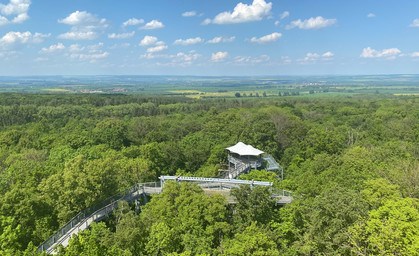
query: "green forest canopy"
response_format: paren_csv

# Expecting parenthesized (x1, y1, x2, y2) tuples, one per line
(0, 93, 418, 255)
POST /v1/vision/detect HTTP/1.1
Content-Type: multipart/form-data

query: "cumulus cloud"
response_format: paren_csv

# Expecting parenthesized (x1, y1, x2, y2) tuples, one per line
(176, 51, 200, 62)
(280, 11, 289, 20)
(250, 32, 282, 43)
(39, 43, 65, 53)
(286, 16, 337, 30)
(298, 51, 334, 63)
(173, 37, 203, 45)
(322, 51, 334, 58)
(211, 51, 228, 62)
(108, 31, 135, 39)
(233, 54, 270, 64)
(360, 47, 401, 59)
(0, 0, 31, 26)
(367, 13, 375, 18)
(58, 11, 108, 40)
(411, 52, 419, 57)
(207, 36, 235, 44)
(409, 19, 419, 27)
(122, 18, 144, 27)
(58, 11, 107, 28)
(147, 44, 168, 53)
(141, 50, 201, 67)
(71, 51, 109, 61)
(138, 35, 167, 53)
(140, 20, 164, 30)
(66, 42, 109, 62)
(0, 31, 50, 49)
(58, 31, 97, 40)
(203, 0, 272, 25)
(182, 11, 196, 17)
(139, 35, 158, 46)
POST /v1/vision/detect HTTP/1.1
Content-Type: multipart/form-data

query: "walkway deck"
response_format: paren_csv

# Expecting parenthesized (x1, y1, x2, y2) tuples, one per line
(37, 176, 292, 254)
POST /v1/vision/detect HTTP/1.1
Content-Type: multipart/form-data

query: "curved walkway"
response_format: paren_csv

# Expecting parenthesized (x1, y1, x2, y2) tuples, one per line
(38, 176, 292, 254)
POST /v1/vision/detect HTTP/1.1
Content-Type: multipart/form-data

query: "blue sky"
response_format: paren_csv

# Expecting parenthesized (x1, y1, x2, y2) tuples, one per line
(1, 0, 419, 76)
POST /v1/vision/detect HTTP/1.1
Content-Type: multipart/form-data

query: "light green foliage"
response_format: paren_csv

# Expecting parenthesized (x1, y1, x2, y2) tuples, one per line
(59, 223, 130, 256)
(0, 94, 418, 254)
(223, 222, 280, 256)
(349, 198, 419, 255)
(239, 169, 278, 182)
(361, 178, 401, 209)
(141, 182, 229, 255)
(230, 185, 277, 227)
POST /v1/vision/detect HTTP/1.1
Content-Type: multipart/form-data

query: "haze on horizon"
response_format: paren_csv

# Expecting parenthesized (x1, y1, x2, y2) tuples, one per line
(0, 0, 419, 76)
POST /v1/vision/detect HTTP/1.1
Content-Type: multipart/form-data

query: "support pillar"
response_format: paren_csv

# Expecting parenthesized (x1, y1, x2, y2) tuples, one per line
(135, 199, 139, 215)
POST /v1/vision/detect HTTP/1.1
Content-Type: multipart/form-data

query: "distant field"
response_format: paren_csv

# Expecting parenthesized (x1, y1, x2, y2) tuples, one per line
(41, 88, 71, 92)
(0, 75, 419, 97)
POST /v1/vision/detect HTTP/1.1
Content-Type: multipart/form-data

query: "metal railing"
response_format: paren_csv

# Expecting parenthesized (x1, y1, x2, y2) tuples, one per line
(37, 182, 161, 253)
(37, 177, 292, 254)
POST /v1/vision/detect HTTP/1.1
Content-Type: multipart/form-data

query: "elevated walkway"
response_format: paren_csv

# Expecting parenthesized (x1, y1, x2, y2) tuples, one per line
(37, 176, 292, 254)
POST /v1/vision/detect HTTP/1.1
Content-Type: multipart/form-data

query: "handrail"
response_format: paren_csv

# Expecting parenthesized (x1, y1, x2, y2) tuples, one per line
(37, 182, 160, 253)
(37, 177, 292, 254)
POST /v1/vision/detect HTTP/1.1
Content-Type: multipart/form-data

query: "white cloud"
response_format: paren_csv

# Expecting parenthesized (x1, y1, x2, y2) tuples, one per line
(58, 11, 108, 40)
(11, 12, 28, 23)
(58, 31, 97, 40)
(0, 15, 9, 26)
(108, 43, 130, 49)
(147, 44, 167, 53)
(0, 0, 30, 15)
(122, 18, 144, 27)
(207, 36, 235, 44)
(409, 19, 419, 27)
(274, 20, 279, 26)
(298, 51, 334, 63)
(0, 31, 50, 49)
(58, 10, 107, 28)
(0, 0, 31, 26)
(280, 11, 289, 20)
(71, 51, 109, 61)
(176, 51, 200, 62)
(67, 42, 103, 54)
(142, 50, 201, 67)
(411, 52, 419, 57)
(68, 44, 84, 52)
(281, 56, 292, 64)
(139, 35, 158, 46)
(182, 11, 196, 17)
(250, 32, 282, 43)
(322, 51, 334, 57)
(233, 55, 270, 64)
(203, 0, 272, 25)
(140, 20, 164, 30)
(201, 18, 211, 25)
(39, 43, 65, 53)
(360, 47, 401, 59)
(108, 31, 135, 39)
(367, 13, 375, 18)
(63, 42, 109, 62)
(211, 51, 228, 62)
(286, 16, 337, 30)
(174, 37, 203, 45)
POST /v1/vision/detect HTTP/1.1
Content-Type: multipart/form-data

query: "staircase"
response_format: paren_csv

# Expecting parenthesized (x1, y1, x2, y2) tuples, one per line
(228, 162, 251, 179)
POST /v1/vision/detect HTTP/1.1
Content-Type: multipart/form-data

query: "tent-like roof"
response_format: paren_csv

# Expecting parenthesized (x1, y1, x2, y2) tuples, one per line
(226, 142, 264, 156)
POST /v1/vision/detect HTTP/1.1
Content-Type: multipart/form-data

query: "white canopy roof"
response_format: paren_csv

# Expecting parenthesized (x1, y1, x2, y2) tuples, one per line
(226, 142, 264, 156)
